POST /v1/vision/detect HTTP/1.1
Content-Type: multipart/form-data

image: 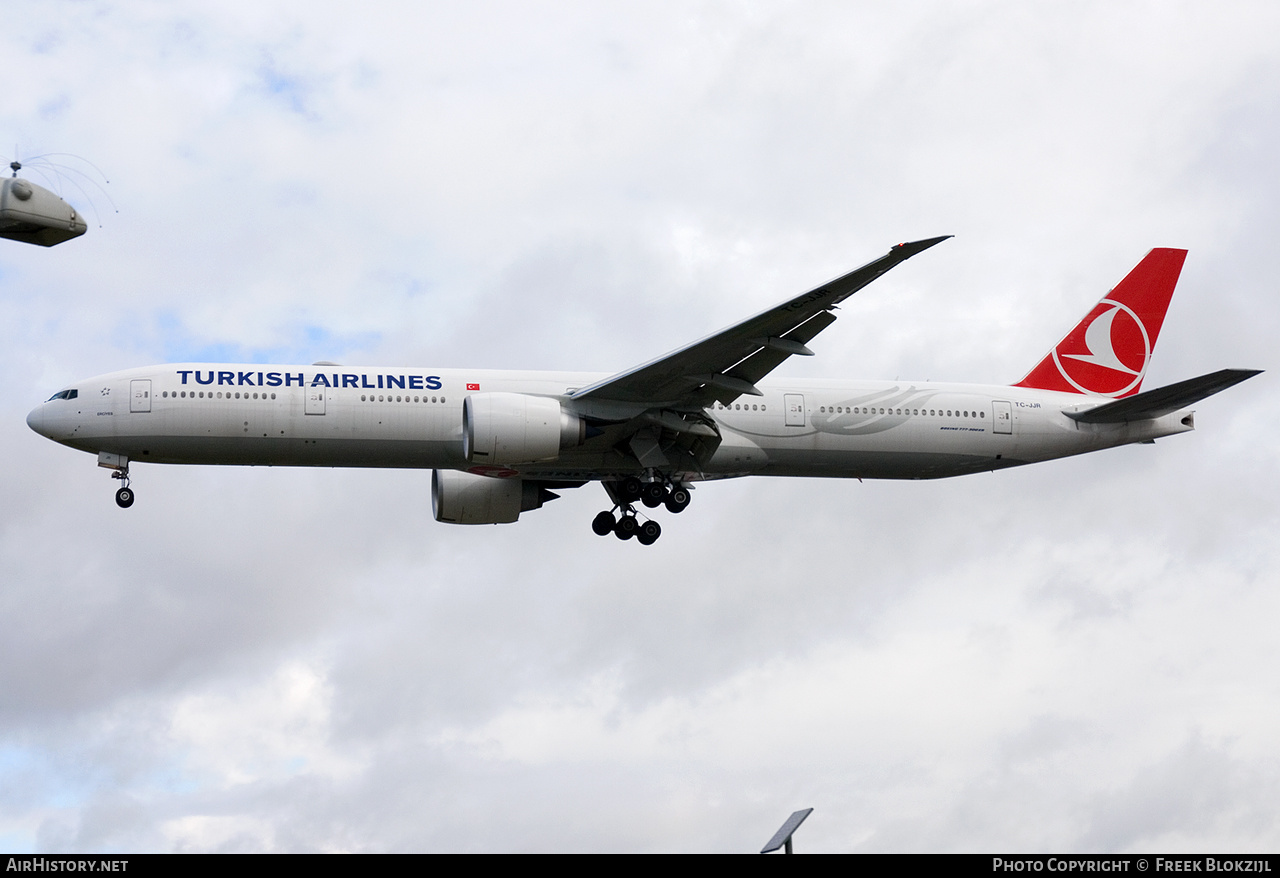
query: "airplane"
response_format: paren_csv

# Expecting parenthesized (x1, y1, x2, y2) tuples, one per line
(26, 237, 1260, 545)
(1, 163, 88, 247)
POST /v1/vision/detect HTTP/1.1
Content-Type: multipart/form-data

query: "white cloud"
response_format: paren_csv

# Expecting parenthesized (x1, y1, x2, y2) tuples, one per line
(1, 0, 1277, 853)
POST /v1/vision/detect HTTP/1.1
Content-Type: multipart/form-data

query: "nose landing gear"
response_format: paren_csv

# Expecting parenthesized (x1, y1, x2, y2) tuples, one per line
(100, 451, 135, 508)
(111, 470, 134, 508)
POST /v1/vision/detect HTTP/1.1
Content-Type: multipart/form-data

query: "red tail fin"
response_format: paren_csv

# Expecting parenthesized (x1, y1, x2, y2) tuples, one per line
(1014, 248, 1187, 398)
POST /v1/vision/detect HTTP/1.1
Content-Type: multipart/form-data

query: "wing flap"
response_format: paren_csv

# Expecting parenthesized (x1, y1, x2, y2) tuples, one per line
(1065, 369, 1261, 423)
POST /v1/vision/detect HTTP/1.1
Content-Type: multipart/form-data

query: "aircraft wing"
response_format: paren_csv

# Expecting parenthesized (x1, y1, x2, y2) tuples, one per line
(1065, 369, 1262, 424)
(570, 236, 951, 409)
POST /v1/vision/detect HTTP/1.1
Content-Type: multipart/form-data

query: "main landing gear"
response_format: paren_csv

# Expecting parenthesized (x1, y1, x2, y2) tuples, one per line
(591, 476, 690, 545)
(592, 508, 662, 545)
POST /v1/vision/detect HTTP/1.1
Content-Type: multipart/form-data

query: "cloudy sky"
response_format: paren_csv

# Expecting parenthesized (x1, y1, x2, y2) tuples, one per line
(2, 0, 1276, 853)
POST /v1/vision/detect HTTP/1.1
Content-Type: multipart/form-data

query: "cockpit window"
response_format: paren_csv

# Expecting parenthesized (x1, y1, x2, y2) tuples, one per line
(46, 389, 79, 401)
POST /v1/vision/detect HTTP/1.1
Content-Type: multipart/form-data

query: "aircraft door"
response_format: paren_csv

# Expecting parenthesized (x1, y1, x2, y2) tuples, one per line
(305, 386, 326, 415)
(129, 379, 152, 413)
(784, 393, 806, 427)
(993, 400, 1012, 434)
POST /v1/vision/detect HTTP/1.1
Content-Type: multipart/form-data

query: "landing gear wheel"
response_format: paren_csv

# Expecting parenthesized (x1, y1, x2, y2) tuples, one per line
(665, 486, 691, 514)
(637, 520, 662, 545)
(592, 510, 616, 536)
(614, 515, 639, 540)
(617, 477, 643, 503)
(115, 487, 134, 508)
(641, 482, 667, 507)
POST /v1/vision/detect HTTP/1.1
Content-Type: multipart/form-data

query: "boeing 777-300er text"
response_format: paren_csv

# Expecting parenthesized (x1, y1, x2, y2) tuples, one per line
(27, 237, 1260, 545)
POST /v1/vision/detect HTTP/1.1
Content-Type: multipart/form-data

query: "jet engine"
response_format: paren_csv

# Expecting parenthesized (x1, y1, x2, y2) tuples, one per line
(463, 392, 585, 464)
(431, 469, 559, 524)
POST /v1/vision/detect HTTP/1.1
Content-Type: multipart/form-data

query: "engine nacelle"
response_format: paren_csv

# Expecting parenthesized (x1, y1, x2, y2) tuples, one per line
(463, 392, 585, 465)
(431, 469, 557, 525)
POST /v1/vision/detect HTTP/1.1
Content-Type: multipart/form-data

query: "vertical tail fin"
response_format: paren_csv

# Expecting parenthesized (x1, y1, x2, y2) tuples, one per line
(1014, 248, 1187, 398)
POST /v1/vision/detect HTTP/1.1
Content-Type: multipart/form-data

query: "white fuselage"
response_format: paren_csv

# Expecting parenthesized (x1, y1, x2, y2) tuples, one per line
(26, 363, 1194, 483)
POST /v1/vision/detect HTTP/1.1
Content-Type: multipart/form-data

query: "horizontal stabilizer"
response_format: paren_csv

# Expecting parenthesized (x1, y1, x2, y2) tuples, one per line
(1065, 369, 1261, 424)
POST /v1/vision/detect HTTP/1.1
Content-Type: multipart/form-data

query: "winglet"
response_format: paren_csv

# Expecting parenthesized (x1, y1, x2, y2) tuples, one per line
(891, 235, 952, 259)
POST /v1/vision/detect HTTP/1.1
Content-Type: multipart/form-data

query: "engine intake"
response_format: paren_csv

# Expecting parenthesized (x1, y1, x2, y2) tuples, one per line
(463, 392, 585, 464)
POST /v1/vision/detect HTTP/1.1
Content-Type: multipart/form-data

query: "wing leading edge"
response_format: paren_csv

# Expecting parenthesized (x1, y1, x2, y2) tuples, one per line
(570, 236, 951, 410)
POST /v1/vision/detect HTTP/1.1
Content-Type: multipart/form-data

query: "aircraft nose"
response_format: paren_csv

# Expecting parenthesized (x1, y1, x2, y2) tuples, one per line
(26, 403, 48, 438)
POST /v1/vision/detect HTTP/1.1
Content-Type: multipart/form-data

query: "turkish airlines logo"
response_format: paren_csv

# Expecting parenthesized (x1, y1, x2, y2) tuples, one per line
(1051, 299, 1150, 397)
